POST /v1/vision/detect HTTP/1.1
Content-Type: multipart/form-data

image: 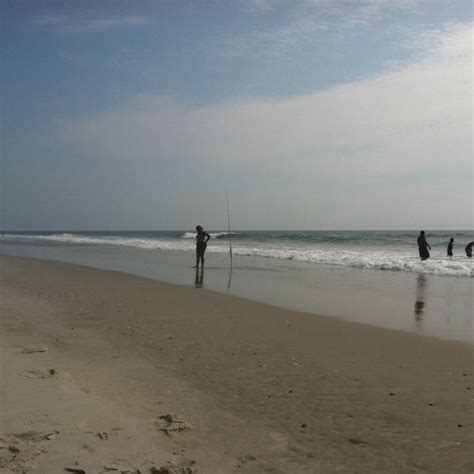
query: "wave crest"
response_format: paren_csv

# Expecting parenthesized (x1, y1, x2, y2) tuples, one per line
(7, 233, 472, 278)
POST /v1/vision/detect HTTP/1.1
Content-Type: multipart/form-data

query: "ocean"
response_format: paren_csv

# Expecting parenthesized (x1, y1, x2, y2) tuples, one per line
(2, 230, 472, 278)
(1, 230, 472, 343)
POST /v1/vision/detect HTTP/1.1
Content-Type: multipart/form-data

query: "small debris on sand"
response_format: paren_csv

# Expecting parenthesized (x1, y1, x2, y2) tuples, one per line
(17, 369, 46, 379)
(348, 438, 368, 447)
(157, 414, 189, 436)
(20, 347, 48, 354)
(150, 467, 171, 474)
(150, 466, 193, 474)
(159, 414, 174, 424)
(41, 431, 59, 440)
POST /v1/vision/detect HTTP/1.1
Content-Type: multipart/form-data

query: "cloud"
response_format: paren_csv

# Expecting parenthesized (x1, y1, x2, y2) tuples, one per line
(235, 0, 425, 57)
(221, 16, 328, 59)
(32, 14, 151, 33)
(244, 0, 285, 11)
(32, 14, 69, 26)
(313, 0, 424, 27)
(54, 22, 471, 183)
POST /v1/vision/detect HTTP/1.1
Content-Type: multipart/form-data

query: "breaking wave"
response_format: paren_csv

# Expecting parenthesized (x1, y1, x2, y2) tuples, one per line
(6, 232, 472, 278)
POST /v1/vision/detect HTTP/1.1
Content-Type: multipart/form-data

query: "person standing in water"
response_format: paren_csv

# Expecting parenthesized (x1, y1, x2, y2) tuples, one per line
(465, 241, 473, 258)
(447, 238, 454, 257)
(417, 231, 431, 261)
(194, 225, 210, 268)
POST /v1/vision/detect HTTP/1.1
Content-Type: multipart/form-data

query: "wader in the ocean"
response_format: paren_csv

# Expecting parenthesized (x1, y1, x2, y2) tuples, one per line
(417, 232, 431, 261)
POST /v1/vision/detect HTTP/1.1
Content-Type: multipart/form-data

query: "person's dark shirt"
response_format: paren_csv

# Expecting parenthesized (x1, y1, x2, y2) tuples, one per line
(196, 230, 210, 246)
(417, 235, 428, 248)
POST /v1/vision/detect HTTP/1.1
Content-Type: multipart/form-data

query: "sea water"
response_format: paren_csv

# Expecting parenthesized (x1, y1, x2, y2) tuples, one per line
(1, 230, 472, 343)
(2, 230, 472, 278)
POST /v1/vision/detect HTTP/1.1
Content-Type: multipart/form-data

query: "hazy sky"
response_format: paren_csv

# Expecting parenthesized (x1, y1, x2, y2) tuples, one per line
(1, 0, 472, 231)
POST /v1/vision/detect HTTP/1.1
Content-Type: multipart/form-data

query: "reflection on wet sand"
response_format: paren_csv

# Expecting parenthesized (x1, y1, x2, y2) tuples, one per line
(194, 267, 204, 288)
(414, 273, 427, 326)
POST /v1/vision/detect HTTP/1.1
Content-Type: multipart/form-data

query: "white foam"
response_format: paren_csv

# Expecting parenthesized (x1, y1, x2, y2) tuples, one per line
(181, 231, 236, 239)
(12, 233, 195, 252)
(8, 233, 473, 278)
(224, 246, 473, 278)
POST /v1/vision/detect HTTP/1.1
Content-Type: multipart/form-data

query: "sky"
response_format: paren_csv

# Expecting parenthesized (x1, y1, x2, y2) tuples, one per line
(1, 0, 472, 231)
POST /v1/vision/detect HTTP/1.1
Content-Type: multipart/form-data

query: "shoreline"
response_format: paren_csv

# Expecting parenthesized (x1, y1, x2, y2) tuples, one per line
(1, 255, 473, 473)
(1, 245, 473, 344)
(1, 253, 473, 348)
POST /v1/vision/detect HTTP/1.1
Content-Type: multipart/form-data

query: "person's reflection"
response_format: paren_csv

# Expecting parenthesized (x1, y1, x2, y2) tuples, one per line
(414, 273, 427, 325)
(194, 266, 204, 288)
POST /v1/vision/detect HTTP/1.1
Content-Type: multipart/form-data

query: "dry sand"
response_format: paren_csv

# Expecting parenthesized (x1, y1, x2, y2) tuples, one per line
(0, 255, 472, 473)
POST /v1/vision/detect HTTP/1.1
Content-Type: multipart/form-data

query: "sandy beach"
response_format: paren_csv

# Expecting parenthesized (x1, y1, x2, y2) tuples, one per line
(0, 255, 472, 473)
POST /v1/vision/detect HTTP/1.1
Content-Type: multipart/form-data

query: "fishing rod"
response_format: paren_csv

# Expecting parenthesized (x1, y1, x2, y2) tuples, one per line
(226, 192, 233, 269)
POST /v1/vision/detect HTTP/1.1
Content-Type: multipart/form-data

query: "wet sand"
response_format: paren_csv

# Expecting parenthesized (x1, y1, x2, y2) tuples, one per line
(0, 255, 473, 473)
(1, 241, 472, 343)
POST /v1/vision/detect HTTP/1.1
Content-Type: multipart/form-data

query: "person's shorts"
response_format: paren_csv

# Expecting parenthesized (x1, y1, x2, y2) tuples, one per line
(196, 244, 207, 257)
